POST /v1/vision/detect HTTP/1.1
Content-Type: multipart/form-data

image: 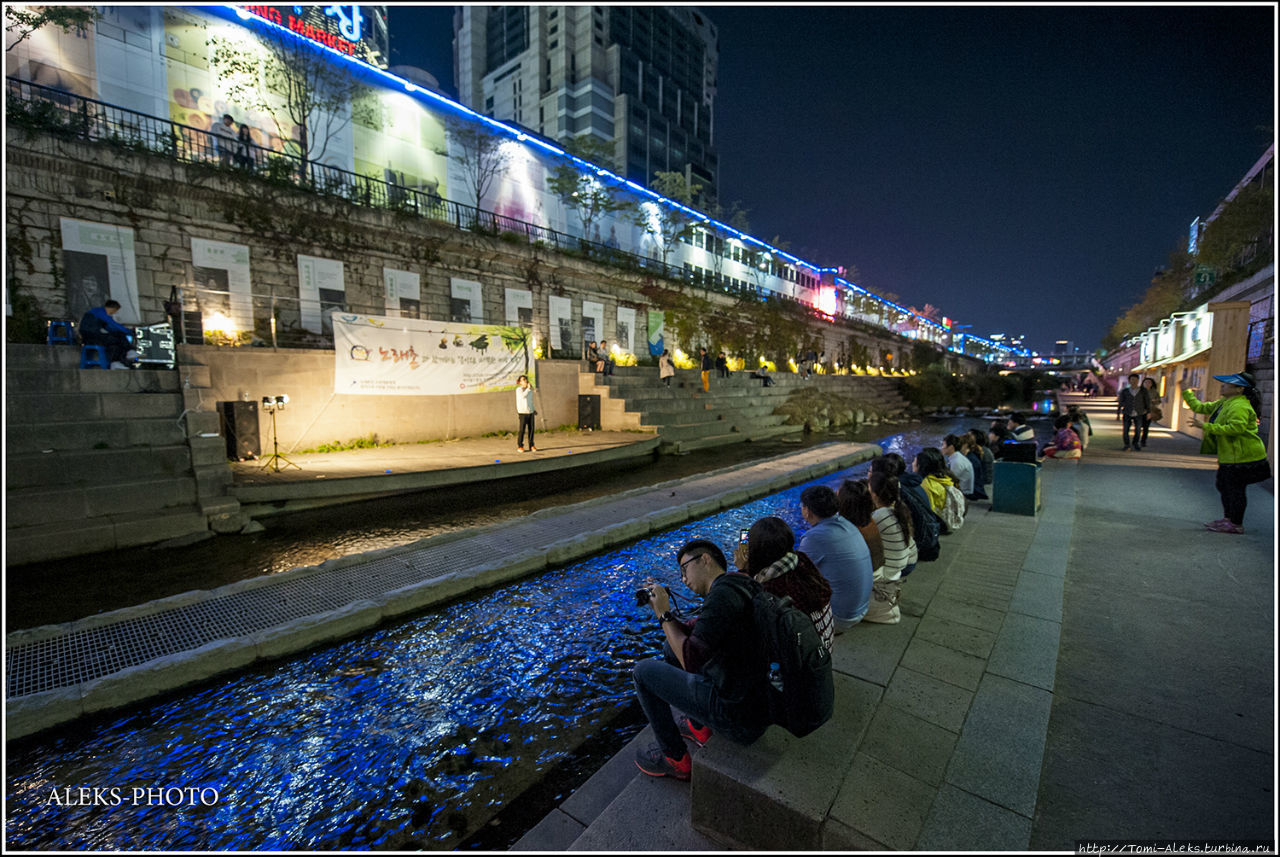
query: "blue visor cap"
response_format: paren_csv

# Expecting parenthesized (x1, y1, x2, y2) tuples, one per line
(1213, 373, 1253, 387)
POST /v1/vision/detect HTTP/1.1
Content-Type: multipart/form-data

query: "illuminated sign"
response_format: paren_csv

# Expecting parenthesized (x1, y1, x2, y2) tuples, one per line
(241, 4, 384, 65)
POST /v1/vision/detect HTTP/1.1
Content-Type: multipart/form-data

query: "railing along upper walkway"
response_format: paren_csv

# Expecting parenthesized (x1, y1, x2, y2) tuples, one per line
(6, 75, 958, 356)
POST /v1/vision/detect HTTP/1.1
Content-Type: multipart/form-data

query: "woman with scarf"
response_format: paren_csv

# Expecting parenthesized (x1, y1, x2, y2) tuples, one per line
(734, 516, 834, 652)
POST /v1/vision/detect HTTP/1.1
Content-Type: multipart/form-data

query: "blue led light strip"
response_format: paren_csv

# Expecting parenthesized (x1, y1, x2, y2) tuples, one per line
(207, 5, 994, 348)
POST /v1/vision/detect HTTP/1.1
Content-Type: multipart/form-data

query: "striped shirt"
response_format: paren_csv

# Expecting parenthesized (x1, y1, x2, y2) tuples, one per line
(871, 506, 917, 583)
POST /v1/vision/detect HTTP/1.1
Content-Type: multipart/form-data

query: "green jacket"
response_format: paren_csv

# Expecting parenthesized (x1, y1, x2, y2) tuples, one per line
(1182, 389, 1267, 463)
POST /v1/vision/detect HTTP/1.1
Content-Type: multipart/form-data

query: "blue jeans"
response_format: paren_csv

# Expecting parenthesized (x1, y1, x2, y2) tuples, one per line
(633, 657, 767, 759)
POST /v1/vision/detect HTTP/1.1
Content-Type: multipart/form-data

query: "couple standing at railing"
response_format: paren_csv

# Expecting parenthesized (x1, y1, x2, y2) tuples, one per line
(210, 112, 256, 170)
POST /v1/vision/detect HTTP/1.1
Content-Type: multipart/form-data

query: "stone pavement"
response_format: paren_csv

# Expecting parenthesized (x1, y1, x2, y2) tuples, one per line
(227, 429, 660, 513)
(515, 393, 1276, 850)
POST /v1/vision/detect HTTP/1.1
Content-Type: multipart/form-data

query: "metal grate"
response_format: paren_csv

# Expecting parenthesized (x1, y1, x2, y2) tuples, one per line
(6, 445, 867, 699)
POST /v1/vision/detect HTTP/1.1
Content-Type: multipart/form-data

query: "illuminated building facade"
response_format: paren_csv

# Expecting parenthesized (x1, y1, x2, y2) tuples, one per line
(454, 6, 719, 197)
(5, 4, 1010, 363)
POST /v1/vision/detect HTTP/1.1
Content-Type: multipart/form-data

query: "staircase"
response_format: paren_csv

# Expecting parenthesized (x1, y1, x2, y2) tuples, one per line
(578, 365, 911, 454)
(5, 344, 240, 565)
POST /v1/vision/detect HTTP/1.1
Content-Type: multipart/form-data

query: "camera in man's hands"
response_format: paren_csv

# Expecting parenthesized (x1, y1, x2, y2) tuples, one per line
(634, 584, 671, 607)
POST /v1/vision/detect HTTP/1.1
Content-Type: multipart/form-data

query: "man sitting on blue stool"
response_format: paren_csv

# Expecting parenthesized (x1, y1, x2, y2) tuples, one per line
(80, 299, 136, 368)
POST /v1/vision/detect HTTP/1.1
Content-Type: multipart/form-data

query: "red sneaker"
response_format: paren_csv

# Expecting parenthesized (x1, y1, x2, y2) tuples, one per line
(677, 715, 712, 748)
(635, 744, 691, 781)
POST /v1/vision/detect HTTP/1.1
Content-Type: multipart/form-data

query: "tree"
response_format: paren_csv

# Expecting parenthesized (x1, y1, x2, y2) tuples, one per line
(1196, 180, 1274, 281)
(5, 5, 98, 52)
(547, 135, 632, 245)
(209, 28, 364, 182)
(446, 118, 512, 212)
(633, 171, 703, 268)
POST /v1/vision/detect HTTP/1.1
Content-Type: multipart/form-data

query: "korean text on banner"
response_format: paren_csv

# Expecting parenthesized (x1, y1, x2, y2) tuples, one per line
(333, 313, 535, 396)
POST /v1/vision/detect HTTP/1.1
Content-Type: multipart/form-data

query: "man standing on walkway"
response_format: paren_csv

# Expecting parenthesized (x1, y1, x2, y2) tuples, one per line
(515, 374, 537, 452)
(798, 485, 873, 631)
(700, 347, 712, 393)
(1117, 372, 1150, 451)
(632, 540, 770, 780)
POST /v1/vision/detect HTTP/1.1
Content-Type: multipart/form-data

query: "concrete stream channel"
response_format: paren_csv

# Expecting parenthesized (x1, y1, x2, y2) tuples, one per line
(5, 418, 1024, 849)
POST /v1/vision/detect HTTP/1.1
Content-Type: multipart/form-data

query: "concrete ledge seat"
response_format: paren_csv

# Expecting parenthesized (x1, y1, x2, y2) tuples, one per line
(690, 672, 883, 850)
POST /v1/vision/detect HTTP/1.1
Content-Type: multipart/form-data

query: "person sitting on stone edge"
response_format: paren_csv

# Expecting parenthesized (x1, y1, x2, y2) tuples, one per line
(632, 539, 771, 781)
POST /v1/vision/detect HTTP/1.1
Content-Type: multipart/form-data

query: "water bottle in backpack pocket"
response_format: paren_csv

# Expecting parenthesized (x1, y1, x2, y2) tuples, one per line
(744, 579, 834, 738)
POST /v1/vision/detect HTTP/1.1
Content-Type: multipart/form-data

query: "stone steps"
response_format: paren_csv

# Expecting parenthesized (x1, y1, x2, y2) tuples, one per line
(5, 343, 236, 565)
(6, 506, 211, 566)
(6, 444, 195, 490)
(5, 391, 186, 423)
(7, 476, 201, 527)
(580, 365, 911, 454)
(6, 417, 188, 454)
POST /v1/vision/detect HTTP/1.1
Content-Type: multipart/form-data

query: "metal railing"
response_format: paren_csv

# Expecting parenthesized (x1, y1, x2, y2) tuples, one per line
(5, 76, 693, 280)
(8, 76, 928, 351)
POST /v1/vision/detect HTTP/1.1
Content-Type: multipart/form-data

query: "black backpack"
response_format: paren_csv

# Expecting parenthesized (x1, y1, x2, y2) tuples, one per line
(737, 575, 834, 737)
(900, 483, 940, 562)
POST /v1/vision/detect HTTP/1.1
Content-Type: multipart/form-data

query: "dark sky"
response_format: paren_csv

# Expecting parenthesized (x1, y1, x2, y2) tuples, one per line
(387, 4, 1274, 352)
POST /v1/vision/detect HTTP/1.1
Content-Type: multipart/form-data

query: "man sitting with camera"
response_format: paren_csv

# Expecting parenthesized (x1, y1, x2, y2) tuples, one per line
(632, 539, 771, 780)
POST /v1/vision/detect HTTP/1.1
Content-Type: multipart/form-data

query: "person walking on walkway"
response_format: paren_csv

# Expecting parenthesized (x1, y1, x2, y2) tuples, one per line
(1139, 377, 1162, 448)
(1117, 373, 1150, 450)
(658, 349, 675, 387)
(699, 347, 712, 393)
(1183, 372, 1270, 534)
(515, 374, 537, 452)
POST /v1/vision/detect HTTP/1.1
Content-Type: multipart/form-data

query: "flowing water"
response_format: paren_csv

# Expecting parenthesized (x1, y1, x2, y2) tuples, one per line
(5, 417, 1053, 850)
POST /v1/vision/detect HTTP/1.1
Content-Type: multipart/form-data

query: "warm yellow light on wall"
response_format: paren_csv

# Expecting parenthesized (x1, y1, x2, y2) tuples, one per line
(203, 312, 236, 335)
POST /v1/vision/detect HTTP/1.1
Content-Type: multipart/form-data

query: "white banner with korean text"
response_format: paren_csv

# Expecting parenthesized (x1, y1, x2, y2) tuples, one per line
(332, 313, 535, 396)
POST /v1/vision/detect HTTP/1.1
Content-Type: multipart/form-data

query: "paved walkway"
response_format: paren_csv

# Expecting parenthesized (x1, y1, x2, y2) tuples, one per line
(516, 393, 1275, 850)
(228, 429, 660, 510)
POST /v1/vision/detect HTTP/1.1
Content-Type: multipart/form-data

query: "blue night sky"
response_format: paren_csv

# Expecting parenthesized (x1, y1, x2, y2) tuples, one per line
(387, 4, 1275, 352)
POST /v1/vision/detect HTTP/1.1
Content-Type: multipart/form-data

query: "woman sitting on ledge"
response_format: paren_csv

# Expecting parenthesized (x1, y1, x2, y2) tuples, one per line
(1041, 415, 1082, 460)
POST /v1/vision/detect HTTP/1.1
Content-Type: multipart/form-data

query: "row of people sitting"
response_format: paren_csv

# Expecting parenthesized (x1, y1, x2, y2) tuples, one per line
(632, 449, 969, 779)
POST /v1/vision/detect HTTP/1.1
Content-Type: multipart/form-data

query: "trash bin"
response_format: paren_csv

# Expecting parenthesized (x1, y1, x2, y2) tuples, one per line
(992, 460, 1041, 516)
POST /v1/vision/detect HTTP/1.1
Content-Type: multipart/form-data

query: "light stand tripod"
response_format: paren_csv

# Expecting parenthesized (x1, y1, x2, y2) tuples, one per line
(259, 395, 300, 472)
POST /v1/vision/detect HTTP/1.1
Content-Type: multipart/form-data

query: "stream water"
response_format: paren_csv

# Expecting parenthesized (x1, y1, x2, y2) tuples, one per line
(5, 416, 1054, 850)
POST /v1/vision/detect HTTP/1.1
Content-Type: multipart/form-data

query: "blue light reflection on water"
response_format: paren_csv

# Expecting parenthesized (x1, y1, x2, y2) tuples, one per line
(6, 420, 1019, 850)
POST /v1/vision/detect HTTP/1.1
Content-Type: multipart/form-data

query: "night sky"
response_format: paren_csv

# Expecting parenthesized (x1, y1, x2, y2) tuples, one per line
(387, 4, 1274, 352)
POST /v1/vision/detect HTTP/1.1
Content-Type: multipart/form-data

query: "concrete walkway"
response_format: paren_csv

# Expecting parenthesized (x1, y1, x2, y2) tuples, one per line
(228, 429, 660, 514)
(515, 393, 1275, 850)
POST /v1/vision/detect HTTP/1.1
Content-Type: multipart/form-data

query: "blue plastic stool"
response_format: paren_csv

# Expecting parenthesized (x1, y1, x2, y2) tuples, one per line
(80, 344, 111, 369)
(47, 319, 75, 345)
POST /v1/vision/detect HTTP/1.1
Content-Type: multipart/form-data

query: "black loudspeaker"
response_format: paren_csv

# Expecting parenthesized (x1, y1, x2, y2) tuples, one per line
(578, 394, 601, 431)
(218, 400, 261, 460)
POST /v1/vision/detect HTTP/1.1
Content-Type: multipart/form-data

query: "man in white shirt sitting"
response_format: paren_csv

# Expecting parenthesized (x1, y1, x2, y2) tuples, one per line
(942, 434, 975, 496)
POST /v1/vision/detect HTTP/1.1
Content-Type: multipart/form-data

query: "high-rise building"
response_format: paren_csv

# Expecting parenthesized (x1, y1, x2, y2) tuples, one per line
(454, 5, 719, 198)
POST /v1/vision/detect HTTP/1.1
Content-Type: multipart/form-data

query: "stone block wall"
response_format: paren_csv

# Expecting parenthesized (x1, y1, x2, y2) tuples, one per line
(6, 127, 977, 449)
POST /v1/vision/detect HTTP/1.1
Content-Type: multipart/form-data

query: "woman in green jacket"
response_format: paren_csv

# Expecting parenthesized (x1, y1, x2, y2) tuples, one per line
(1182, 372, 1270, 534)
